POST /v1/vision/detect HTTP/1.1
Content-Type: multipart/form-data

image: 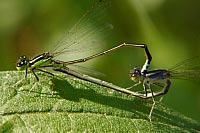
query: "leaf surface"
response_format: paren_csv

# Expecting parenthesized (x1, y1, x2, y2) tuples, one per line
(0, 71, 199, 132)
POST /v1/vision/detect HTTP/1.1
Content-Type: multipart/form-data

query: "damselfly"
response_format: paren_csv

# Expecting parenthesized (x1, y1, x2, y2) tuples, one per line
(128, 52, 200, 120)
(53, 43, 199, 121)
(16, 0, 112, 81)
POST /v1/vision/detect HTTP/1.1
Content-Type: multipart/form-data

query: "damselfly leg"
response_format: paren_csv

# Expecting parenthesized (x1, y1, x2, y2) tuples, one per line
(128, 50, 199, 120)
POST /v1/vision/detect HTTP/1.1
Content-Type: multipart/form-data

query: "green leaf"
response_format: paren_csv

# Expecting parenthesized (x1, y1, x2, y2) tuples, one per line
(0, 71, 199, 132)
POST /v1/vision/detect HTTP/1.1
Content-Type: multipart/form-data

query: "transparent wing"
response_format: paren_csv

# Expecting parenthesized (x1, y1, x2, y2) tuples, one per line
(169, 69, 200, 84)
(68, 64, 106, 77)
(51, 0, 113, 60)
(169, 56, 200, 70)
(169, 56, 200, 84)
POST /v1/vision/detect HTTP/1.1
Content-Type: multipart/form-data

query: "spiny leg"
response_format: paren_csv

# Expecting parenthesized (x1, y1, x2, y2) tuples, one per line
(147, 83, 155, 122)
(31, 69, 39, 81)
(30, 63, 56, 81)
(151, 80, 171, 97)
(140, 81, 155, 121)
(150, 83, 166, 102)
(37, 68, 56, 96)
(141, 80, 171, 98)
(143, 82, 148, 97)
(31, 68, 54, 81)
(25, 67, 28, 78)
(126, 81, 141, 90)
(141, 80, 171, 121)
(37, 68, 54, 76)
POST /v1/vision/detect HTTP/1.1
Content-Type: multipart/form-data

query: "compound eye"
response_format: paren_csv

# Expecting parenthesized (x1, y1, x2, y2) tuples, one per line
(17, 61, 23, 67)
(134, 70, 140, 76)
(131, 71, 137, 77)
(16, 56, 28, 67)
(19, 61, 25, 66)
(19, 55, 27, 60)
(130, 66, 141, 77)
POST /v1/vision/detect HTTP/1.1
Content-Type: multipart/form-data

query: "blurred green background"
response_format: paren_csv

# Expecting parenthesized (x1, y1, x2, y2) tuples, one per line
(0, 0, 199, 121)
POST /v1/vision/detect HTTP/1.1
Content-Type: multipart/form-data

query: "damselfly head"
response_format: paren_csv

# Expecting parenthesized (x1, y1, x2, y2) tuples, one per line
(130, 66, 141, 81)
(16, 55, 28, 71)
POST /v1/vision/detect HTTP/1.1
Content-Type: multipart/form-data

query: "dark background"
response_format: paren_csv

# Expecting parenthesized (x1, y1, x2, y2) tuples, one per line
(0, 0, 199, 121)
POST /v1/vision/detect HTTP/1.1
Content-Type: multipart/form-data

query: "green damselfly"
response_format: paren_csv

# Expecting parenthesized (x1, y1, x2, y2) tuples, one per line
(16, 0, 113, 81)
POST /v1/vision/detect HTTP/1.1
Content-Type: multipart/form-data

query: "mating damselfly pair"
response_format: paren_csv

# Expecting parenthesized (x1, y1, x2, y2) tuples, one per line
(16, 0, 200, 121)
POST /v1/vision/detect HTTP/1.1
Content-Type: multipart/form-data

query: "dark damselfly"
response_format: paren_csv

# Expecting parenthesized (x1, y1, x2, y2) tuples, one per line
(53, 43, 200, 121)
